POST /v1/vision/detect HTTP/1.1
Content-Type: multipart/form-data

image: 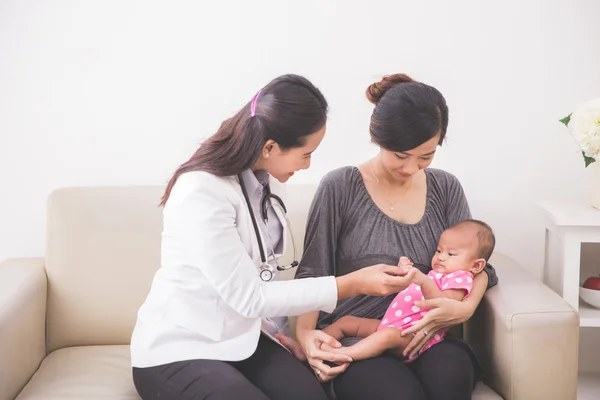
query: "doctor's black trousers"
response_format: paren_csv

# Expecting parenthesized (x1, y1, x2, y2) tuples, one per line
(132, 334, 330, 400)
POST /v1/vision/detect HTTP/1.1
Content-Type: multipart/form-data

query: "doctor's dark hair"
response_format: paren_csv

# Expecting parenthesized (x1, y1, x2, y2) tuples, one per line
(367, 73, 449, 152)
(160, 74, 328, 206)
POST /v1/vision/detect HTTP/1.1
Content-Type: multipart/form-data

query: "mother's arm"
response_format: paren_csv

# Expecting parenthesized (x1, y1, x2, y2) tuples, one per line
(399, 273, 488, 359)
(463, 269, 489, 314)
(403, 270, 489, 333)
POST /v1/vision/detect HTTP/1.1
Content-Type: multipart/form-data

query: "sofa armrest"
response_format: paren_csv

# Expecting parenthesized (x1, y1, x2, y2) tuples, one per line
(465, 253, 579, 400)
(0, 258, 47, 400)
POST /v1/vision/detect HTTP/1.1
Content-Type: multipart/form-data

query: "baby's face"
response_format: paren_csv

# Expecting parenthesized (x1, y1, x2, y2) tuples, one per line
(431, 227, 480, 274)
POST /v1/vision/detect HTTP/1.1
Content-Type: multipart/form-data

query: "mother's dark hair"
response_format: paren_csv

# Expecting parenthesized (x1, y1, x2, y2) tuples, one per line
(160, 74, 328, 206)
(367, 73, 448, 152)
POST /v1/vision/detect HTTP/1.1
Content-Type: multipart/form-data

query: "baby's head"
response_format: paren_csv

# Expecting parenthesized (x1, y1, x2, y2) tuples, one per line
(431, 219, 495, 275)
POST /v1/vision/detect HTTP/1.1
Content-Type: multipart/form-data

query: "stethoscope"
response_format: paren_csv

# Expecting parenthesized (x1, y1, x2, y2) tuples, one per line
(238, 173, 299, 282)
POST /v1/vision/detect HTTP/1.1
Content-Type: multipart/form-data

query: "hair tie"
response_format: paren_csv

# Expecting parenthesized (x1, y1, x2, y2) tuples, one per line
(250, 89, 262, 117)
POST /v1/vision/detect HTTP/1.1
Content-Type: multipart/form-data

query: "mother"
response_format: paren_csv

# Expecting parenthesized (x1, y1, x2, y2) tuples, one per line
(293, 74, 498, 400)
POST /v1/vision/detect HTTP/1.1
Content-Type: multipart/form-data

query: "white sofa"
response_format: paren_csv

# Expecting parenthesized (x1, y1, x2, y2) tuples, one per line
(0, 185, 580, 400)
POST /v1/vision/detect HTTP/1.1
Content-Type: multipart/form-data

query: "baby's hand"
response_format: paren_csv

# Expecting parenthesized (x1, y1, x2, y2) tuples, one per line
(397, 256, 414, 274)
(398, 256, 413, 269)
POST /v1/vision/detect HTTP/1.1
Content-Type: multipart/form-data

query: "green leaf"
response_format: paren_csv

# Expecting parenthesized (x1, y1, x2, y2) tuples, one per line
(583, 152, 596, 167)
(559, 113, 572, 126)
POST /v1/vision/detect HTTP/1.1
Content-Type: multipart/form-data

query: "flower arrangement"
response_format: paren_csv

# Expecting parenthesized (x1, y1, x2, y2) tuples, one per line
(560, 97, 600, 167)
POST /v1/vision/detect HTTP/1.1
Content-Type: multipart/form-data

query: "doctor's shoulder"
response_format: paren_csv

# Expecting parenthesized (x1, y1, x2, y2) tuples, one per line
(163, 171, 239, 209)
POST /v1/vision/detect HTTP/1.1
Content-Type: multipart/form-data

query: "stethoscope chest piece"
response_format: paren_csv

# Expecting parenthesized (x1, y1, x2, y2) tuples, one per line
(259, 264, 275, 282)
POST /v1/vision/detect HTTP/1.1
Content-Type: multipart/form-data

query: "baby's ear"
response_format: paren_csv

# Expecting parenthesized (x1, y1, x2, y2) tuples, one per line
(471, 259, 487, 274)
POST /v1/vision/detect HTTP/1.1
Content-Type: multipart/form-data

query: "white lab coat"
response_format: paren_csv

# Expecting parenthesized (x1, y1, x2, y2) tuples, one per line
(130, 170, 338, 368)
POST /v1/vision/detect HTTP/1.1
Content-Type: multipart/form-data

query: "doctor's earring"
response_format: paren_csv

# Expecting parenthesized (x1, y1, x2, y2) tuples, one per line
(265, 153, 270, 158)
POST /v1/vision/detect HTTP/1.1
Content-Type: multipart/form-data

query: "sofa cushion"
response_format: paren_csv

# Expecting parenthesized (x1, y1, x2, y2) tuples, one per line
(15, 345, 139, 400)
(473, 382, 503, 400)
(15, 344, 501, 400)
(45, 187, 164, 353)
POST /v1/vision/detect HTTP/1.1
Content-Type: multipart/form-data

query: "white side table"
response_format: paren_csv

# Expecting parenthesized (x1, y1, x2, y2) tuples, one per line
(539, 202, 600, 399)
(539, 202, 600, 327)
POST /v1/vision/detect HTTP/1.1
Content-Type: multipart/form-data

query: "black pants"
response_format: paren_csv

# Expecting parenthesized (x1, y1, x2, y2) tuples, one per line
(133, 336, 476, 400)
(132, 334, 329, 400)
(332, 339, 478, 400)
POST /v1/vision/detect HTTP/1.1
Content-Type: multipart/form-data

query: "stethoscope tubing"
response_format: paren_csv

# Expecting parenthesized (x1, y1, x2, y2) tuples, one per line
(238, 173, 298, 280)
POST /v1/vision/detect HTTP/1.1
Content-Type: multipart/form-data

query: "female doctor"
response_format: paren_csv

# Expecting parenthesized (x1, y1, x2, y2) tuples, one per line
(130, 74, 416, 400)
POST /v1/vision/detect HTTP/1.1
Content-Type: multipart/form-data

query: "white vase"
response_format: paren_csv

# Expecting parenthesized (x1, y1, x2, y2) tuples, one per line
(589, 161, 600, 211)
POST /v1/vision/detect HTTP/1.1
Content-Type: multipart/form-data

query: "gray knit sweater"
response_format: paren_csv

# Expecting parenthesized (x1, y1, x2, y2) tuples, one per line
(295, 166, 498, 331)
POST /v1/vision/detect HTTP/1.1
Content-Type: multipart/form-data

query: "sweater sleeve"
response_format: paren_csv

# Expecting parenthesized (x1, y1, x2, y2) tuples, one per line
(294, 168, 351, 280)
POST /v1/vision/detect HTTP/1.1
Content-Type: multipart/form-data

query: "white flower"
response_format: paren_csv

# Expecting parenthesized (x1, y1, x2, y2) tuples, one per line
(567, 97, 600, 163)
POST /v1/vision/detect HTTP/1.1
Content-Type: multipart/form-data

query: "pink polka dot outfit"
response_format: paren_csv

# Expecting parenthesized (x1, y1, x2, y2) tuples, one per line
(376, 269, 474, 361)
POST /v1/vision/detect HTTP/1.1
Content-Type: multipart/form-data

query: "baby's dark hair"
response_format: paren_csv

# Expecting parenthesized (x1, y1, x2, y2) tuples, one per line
(452, 219, 496, 261)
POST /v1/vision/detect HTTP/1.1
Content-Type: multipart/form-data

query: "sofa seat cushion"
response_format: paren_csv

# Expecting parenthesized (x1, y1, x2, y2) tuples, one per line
(14, 344, 502, 400)
(16, 345, 139, 400)
(473, 382, 503, 400)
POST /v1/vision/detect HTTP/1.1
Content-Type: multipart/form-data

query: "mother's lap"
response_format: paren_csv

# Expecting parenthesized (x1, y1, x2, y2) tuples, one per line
(333, 354, 427, 400)
(331, 340, 477, 400)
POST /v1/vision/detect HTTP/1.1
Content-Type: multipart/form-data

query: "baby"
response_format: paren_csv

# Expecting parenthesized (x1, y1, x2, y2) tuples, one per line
(324, 219, 495, 362)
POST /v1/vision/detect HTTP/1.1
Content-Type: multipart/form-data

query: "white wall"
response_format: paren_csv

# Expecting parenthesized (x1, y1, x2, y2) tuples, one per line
(1, 0, 600, 279)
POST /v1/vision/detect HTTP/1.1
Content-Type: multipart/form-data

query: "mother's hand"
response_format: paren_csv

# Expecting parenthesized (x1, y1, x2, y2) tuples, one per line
(400, 297, 474, 359)
(296, 329, 353, 382)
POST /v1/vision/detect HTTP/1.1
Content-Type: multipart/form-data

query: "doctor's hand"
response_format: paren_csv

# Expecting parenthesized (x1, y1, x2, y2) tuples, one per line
(296, 329, 352, 382)
(338, 263, 416, 298)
